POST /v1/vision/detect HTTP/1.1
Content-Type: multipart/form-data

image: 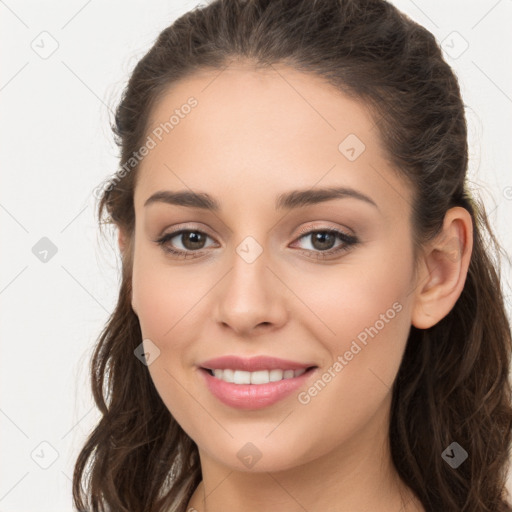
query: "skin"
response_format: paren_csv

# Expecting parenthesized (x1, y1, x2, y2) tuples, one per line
(120, 60, 473, 512)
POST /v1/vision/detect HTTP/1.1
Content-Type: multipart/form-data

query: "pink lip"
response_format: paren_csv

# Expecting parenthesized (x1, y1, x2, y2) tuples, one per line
(199, 355, 316, 372)
(199, 366, 318, 410)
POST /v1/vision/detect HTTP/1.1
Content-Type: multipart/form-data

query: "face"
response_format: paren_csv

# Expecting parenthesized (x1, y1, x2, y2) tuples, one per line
(130, 62, 418, 473)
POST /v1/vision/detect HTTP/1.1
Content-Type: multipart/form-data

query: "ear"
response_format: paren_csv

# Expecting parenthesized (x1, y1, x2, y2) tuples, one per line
(411, 206, 473, 329)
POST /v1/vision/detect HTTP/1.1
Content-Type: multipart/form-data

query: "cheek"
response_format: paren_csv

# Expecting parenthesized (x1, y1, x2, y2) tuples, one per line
(131, 266, 172, 338)
(131, 244, 204, 339)
(295, 299, 411, 461)
(130, 247, 206, 435)
(289, 298, 412, 466)
(291, 242, 414, 408)
(292, 240, 413, 353)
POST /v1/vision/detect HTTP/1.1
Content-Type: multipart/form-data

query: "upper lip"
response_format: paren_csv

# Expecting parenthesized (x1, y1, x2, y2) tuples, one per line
(199, 355, 317, 372)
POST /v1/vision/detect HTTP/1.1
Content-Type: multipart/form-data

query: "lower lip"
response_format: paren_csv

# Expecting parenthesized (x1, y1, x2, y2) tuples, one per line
(199, 367, 317, 410)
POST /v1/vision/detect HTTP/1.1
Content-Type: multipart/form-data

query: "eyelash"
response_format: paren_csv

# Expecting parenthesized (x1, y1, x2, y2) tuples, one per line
(154, 226, 359, 261)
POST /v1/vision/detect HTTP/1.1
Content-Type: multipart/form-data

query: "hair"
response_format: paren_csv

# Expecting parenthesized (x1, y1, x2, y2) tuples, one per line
(72, 0, 512, 510)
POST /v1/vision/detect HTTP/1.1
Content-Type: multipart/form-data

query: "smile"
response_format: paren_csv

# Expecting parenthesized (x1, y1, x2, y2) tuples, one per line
(199, 366, 318, 409)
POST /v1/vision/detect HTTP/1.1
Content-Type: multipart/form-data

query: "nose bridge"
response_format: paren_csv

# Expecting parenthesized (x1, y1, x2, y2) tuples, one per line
(213, 231, 288, 334)
(225, 233, 272, 303)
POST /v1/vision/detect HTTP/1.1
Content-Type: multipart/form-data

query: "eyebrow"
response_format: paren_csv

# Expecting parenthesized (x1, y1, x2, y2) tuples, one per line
(143, 186, 379, 211)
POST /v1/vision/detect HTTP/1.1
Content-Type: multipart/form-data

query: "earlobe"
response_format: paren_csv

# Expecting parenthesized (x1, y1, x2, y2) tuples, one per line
(411, 207, 473, 329)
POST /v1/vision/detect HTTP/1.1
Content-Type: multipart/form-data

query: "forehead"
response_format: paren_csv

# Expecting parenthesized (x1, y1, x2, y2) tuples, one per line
(134, 63, 411, 219)
(146, 63, 377, 157)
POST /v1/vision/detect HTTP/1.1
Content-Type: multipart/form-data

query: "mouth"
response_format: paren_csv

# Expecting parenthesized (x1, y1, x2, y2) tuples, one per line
(197, 355, 319, 409)
(199, 363, 319, 409)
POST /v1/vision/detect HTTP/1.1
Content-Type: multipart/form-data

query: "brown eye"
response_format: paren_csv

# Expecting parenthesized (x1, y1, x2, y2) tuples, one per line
(291, 228, 359, 260)
(177, 231, 208, 250)
(155, 229, 216, 258)
(308, 231, 337, 251)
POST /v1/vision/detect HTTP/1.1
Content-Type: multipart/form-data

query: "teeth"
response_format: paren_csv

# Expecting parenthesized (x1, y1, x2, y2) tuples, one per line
(222, 369, 234, 382)
(209, 368, 308, 384)
(234, 370, 251, 384)
(269, 369, 284, 382)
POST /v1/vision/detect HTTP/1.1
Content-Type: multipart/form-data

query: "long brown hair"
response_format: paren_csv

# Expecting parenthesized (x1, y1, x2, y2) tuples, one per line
(73, 0, 512, 510)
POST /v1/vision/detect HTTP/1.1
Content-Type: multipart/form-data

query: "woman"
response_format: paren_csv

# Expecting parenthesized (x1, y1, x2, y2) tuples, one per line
(73, 0, 512, 510)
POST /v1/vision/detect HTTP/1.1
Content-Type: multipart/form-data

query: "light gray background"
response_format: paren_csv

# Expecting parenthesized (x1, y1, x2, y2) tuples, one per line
(1, 1, 511, 510)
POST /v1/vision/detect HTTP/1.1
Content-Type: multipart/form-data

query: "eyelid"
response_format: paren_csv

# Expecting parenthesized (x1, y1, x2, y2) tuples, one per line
(294, 221, 355, 238)
(155, 222, 215, 239)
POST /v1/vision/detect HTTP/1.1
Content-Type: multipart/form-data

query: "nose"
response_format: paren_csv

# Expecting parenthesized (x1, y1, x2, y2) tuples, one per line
(213, 247, 289, 337)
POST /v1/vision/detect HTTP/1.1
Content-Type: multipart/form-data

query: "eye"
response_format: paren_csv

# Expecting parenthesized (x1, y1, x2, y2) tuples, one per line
(154, 226, 359, 260)
(155, 229, 217, 259)
(290, 227, 359, 260)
